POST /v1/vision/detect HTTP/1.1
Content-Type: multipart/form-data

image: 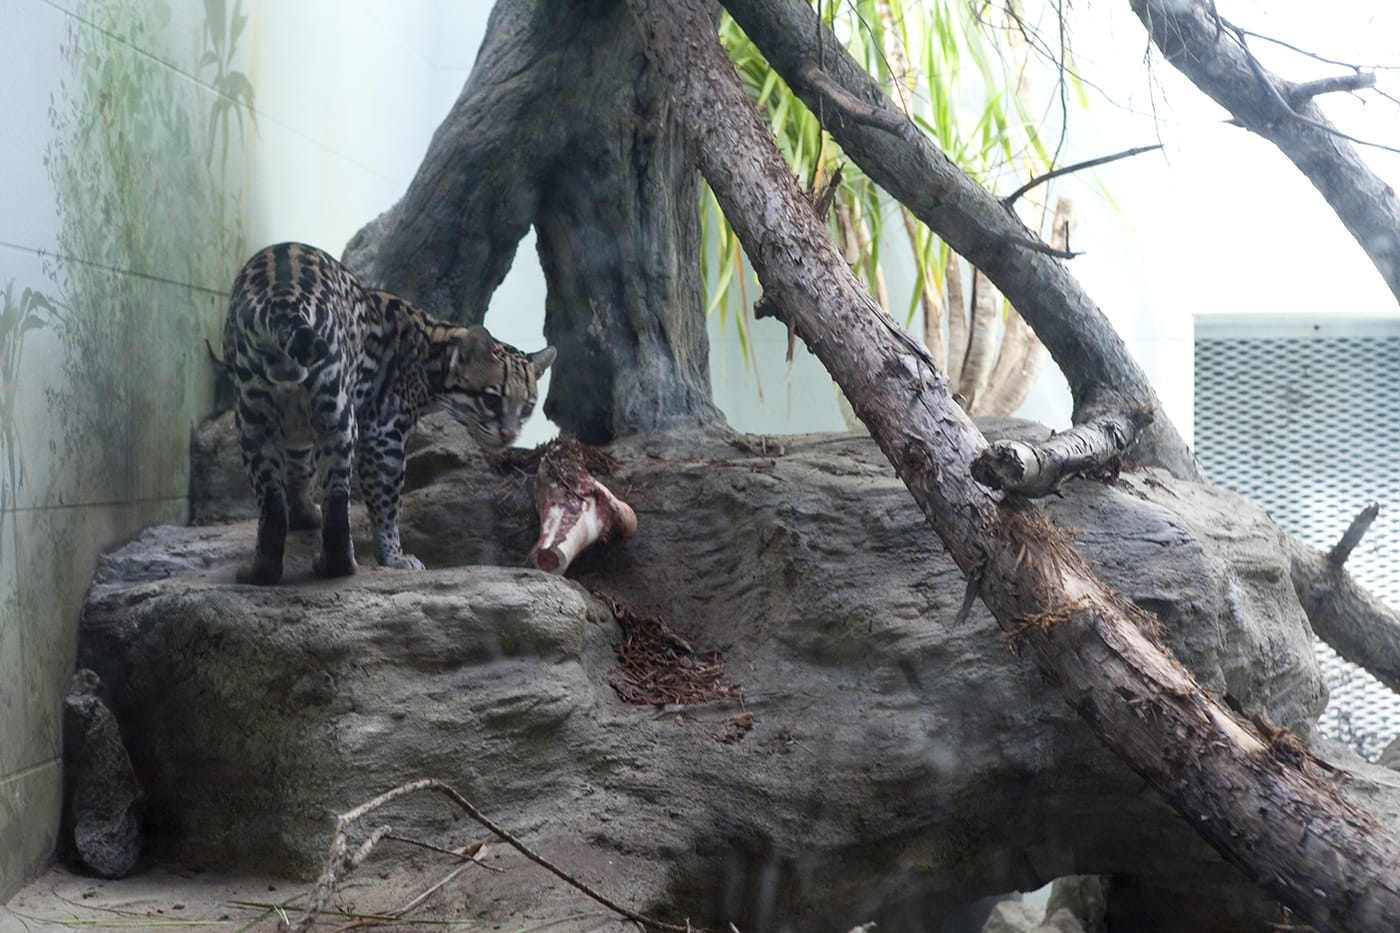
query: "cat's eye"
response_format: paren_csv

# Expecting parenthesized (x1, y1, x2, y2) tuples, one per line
(482, 394, 503, 413)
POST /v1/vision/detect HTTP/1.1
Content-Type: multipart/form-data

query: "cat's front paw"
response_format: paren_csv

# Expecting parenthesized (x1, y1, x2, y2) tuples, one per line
(378, 550, 426, 571)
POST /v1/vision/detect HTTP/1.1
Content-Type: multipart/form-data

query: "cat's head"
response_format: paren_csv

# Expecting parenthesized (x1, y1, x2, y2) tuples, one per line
(442, 325, 556, 449)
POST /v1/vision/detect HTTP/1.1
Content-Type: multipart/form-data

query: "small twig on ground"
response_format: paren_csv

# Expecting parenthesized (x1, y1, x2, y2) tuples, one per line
(286, 778, 691, 933)
(330, 859, 477, 932)
(382, 834, 500, 871)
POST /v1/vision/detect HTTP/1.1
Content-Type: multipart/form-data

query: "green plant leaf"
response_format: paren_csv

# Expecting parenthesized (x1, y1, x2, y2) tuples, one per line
(704, 3, 1084, 391)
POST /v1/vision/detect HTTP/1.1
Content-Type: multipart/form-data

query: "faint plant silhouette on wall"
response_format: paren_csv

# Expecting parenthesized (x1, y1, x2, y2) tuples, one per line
(0, 281, 57, 561)
(41, 0, 253, 498)
(201, 0, 256, 179)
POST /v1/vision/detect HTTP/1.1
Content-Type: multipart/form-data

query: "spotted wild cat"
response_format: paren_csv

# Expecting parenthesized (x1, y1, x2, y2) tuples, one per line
(223, 242, 556, 585)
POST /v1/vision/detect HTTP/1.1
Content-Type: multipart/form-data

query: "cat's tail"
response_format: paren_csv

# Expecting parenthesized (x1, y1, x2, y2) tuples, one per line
(266, 322, 330, 384)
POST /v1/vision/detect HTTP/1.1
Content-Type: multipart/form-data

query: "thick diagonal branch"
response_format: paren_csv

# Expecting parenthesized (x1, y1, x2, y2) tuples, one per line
(626, 1, 1400, 927)
(718, 0, 1198, 481)
(1130, 0, 1400, 305)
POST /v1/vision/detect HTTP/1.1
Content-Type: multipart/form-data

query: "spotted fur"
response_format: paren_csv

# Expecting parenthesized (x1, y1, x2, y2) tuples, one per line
(223, 242, 555, 585)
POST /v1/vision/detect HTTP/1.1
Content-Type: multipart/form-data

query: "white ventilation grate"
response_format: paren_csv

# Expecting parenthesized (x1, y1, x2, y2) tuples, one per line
(1194, 315, 1400, 761)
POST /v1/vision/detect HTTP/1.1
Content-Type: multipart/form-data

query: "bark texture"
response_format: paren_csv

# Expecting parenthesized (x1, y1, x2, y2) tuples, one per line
(1130, 0, 1400, 305)
(627, 0, 1400, 927)
(718, 0, 1197, 481)
(342, 0, 720, 443)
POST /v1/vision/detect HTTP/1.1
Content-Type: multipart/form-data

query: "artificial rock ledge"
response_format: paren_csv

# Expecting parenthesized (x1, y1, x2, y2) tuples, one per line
(79, 414, 1326, 931)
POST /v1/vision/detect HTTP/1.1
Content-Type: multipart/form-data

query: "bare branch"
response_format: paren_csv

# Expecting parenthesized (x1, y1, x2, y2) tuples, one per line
(1288, 72, 1378, 106)
(1217, 22, 1400, 156)
(382, 833, 501, 871)
(1131, 0, 1400, 304)
(1290, 533, 1400, 699)
(721, 0, 1198, 478)
(1002, 234, 1080, 259)
(1231, 27, 1400, 75)
(1329, 502, 1380, 568)
(1002, 144, 1164, 207)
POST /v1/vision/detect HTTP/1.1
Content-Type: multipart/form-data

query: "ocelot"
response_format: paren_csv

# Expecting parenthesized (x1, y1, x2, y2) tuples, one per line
(222, 242, 555, 585)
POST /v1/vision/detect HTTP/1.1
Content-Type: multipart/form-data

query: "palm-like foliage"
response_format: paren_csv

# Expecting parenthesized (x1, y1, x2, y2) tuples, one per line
(705, 0, 1075, 416)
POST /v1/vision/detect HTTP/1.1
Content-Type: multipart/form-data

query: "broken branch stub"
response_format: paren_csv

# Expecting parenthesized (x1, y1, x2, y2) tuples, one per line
(530, 437, 637, 575)
(972, 407, 1156, 497)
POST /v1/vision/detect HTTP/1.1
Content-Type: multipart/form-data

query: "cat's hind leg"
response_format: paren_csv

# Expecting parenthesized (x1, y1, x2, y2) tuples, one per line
(234, 396, 289, 585)
(284, 443, 322, 530)
(309, 381, 358, 578)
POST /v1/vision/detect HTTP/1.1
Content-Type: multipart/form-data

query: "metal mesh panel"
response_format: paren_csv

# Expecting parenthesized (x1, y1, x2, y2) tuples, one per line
(1194, 316, 1400, 761)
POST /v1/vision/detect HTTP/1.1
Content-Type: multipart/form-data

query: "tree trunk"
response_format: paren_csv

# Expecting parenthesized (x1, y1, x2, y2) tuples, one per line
(342, 0, 720, 443)
(626, 0, 1400, 928)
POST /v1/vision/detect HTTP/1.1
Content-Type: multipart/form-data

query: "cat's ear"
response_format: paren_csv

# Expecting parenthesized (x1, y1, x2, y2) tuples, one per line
(451, 326, 495, 368)
(530, 346, 557, 376)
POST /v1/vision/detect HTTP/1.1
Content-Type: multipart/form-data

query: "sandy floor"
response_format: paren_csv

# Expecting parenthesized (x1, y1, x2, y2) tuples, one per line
(1, 855, 633, 933)
(3, 864, 320, 932)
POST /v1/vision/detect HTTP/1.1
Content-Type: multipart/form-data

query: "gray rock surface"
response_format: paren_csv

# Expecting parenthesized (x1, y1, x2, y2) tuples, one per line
(81, 416, 1325, 931)
(62, 669, 141, 878)
(1044, 876, 1106, 933)
(982, 903, 1089, 933)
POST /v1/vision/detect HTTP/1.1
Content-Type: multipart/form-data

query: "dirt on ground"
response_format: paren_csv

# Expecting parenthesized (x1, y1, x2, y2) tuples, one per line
(2, 854, 633, 933)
